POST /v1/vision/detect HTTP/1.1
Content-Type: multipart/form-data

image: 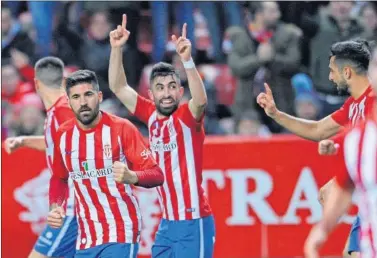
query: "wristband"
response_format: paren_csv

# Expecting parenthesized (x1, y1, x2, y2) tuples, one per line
(182, 58, 195, 69)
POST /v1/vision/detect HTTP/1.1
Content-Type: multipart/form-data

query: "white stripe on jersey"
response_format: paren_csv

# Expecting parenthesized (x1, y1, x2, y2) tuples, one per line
(168, 117, 186, 220)
(71, 126, 92, 248)
(85, 132, 104, 246)
(179, 119, 200, 219)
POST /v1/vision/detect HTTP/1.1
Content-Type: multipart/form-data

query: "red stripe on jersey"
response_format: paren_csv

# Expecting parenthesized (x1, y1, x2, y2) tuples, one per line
(163, 123, 179, 220)
(93, 128, 111, 243)
(174, 119, 192, 220)
(77, 132, 98, 248)
(113, 132, 139, 243)
(64, 129, 86, 249)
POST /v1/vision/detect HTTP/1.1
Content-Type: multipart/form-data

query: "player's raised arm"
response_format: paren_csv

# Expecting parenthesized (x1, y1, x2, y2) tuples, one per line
(257, 83, 341, 141)
(172, 23, 207, 120)
(4, 135, 46, 153)
(108, 14, 138, 114)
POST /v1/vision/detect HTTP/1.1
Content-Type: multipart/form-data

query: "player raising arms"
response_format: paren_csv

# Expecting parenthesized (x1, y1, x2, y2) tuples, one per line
(304, 43, 377, 258)
(46, 69, 164, 257)
(108, 15, 215, 258)
(4, 57, 78, 258)
(257, 39, 374, 257)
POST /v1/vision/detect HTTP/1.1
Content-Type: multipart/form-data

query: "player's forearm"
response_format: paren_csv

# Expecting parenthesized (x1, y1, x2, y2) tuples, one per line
(49, 175, 68, 210)
(134, 166, 164, 188)
(273, 111, 322, 141)
(22, 136, 46, 151)
(185, 59, 207, 108)
(109, 47, 128, 94)
(319, 183, 353, 234)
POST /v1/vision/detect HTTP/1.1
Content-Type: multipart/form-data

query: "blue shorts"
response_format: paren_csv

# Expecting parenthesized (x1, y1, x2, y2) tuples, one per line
(74, 243, 139, 258)
(152, 215, 216, 258)
(34, 215, 77, 257)
(348, 215, 361, 254)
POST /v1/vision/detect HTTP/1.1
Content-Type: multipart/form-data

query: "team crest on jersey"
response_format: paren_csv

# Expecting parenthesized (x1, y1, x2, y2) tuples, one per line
(103, 144, 112, 158)
(81, 161, 88, 174)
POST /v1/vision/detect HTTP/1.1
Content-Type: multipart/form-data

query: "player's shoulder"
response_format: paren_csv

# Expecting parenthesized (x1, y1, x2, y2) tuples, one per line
(56, 118, 76, 134)
(102, 112, 138, 130)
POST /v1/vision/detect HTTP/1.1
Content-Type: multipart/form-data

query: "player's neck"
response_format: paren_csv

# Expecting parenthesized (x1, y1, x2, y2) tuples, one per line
(42, 88, 66, 111)
(77, 111, 103, 131)
(349, 77, 370, 99)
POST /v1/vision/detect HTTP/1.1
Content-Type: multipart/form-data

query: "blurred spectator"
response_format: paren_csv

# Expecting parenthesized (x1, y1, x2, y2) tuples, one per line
(151, 2, 196, 62)
(359, 2, 377, 41)
(2, 7, 35, 59)
(309, 1, 363, 114)
(1, 62, 34, 105)
(196, 2, 242, 62)
(13, 93, 45, 136)
(56, 8, 143, 99)
(226, 1, 302, 132)
(236, 110, 271, 137)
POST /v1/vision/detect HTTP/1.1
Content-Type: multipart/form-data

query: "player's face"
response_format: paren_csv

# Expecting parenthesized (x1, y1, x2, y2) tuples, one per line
(329, 56, 349, 92)
(149, 75, 184, 117)
(368, 48, 377, 92)
(68, 83, 103, 126)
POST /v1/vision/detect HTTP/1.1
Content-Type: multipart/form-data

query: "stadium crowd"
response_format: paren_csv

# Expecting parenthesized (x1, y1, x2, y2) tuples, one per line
(2, 1, 377, 139)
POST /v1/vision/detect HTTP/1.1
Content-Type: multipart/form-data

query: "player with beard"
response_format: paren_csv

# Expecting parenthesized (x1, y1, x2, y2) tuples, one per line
(108, 15, 215, 258)
(47, 69, 164, 257)
(304, 43, 377, 258)
(257, 39, 374, 257)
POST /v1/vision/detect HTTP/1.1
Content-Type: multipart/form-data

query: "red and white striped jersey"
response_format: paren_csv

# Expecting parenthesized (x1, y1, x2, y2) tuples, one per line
(52, 112, 159, 249)
(133, 95, 212, 220)
(44, 96, 75, 216)
(336, 112, 377, 258)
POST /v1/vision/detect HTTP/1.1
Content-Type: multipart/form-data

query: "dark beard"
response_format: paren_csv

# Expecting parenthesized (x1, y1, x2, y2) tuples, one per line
(76, 106, 100, 125)
(155, 103, 179, 117)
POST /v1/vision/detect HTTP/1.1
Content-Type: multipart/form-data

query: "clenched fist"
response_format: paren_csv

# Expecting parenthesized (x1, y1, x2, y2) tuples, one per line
(112, 161, 138, 184)
(47, 206, 65, 228)
(256, 83, 279, 118)
(109, 14, 130, 48)
(4, 137, 24, 154)
(318, 140, 339, 155)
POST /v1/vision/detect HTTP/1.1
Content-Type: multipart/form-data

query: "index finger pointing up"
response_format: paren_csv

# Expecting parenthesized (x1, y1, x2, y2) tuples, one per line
(264, 83, 273, 96)
(122, 14, 127, 29)
(182, 23, 187, 38)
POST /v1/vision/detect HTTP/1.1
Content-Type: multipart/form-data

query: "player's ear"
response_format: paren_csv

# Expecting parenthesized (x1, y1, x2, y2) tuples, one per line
(98, 91, 103, 103)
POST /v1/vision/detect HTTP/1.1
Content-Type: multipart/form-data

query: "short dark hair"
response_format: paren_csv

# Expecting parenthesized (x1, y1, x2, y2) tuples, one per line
(65, 70, 99, 94)
(35, 56, 65, 88)
(329, 39, 371, 75)
(149, 62, 180, 85)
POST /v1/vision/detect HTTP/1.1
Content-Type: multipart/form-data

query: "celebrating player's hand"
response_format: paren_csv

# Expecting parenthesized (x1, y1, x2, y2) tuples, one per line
(4, 137, 24, 154)
(112, 161, 138, 184)
(47, 206, 65, 228)
(172, 23, 192, 62)
(109, 14, 130, 48)
(318, 140, 339, 155)
(256, 83, 278, 118)
(304, 225, 328, 258)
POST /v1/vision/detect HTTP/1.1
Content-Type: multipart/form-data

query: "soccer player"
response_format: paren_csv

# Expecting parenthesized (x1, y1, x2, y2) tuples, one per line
(4, 57, 78, 258)
(257, 39, 374, 257)
(46, 69, 164, 257)
(304, 43, 377, 258)
(108, 15, 215, 258)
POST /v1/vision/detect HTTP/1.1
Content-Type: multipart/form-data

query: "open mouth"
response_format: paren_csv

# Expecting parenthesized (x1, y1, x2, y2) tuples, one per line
(160, 99, 174, 107)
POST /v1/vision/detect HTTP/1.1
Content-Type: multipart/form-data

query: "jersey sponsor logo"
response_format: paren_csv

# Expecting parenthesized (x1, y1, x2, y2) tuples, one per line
(69, 166, 113, 180)
(150, 141, 177, 152)
(141, 149, 152, 160)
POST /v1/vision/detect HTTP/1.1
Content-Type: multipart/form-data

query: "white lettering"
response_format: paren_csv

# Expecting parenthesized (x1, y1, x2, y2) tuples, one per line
(226, 169, 279, 225)
(281, 167, 322, 224)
